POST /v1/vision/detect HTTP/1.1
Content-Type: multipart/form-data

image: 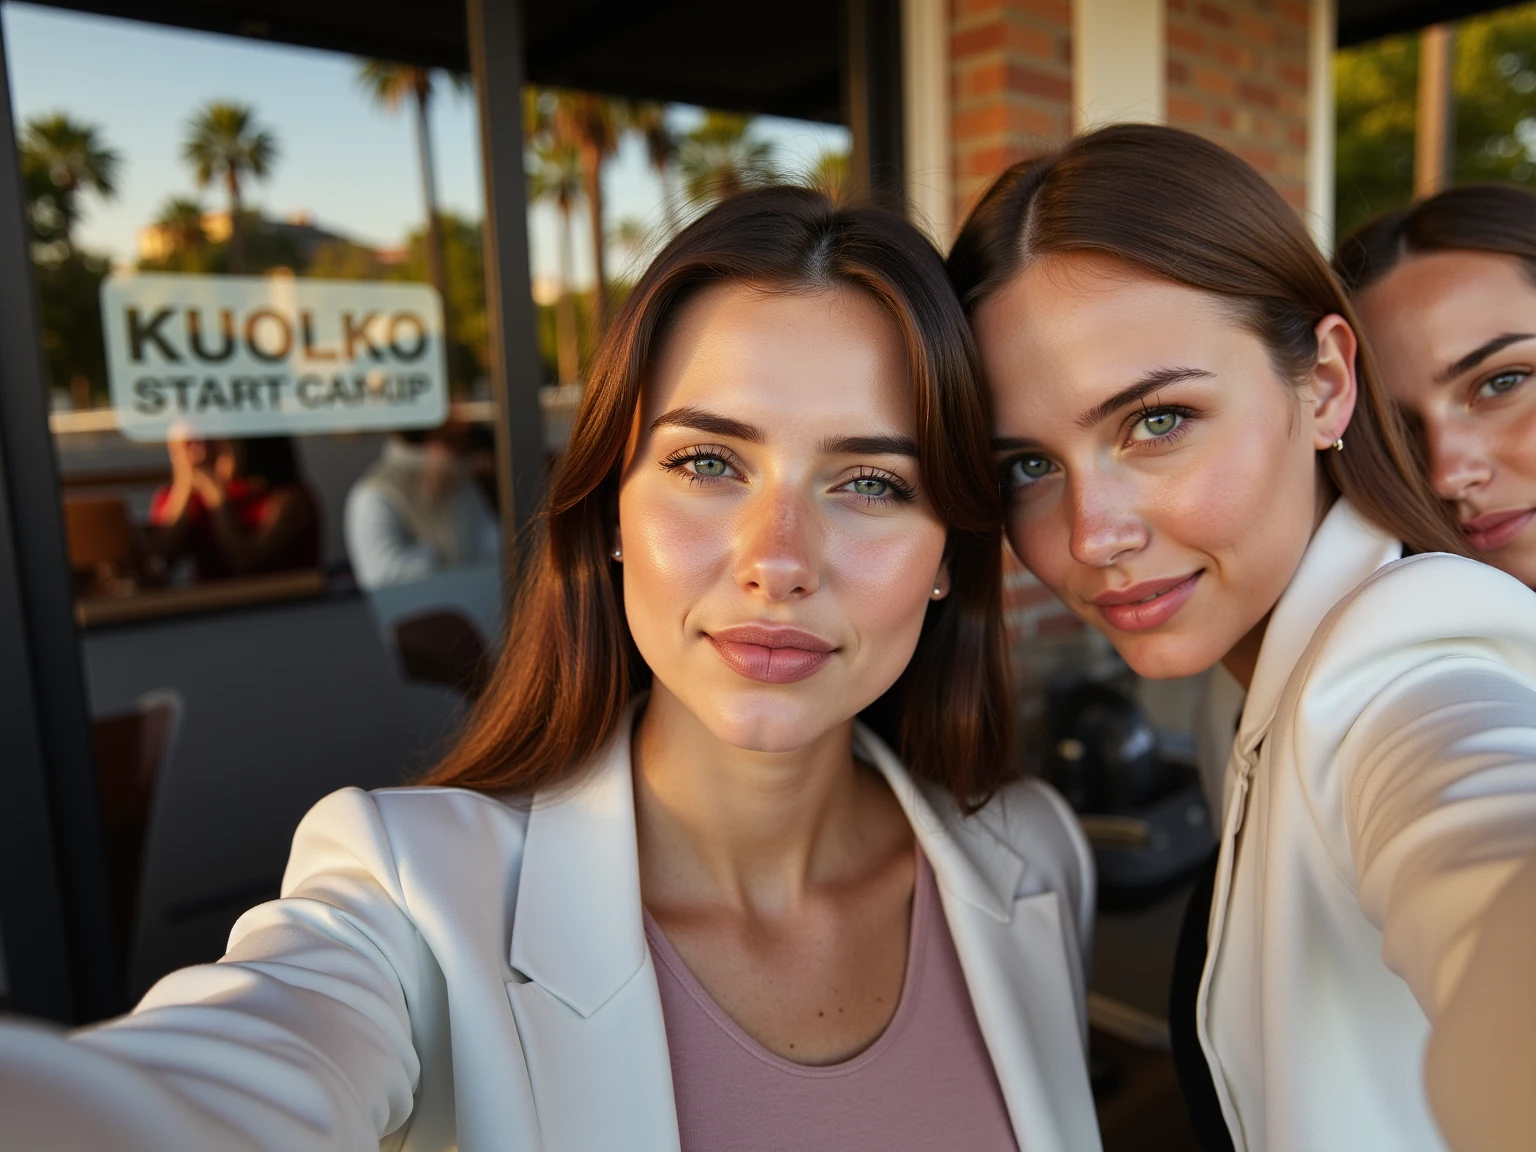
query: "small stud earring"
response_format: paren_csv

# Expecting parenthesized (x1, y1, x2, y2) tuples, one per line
(611, 548, 623, 561)
(932, 584, 943, 599)
(1333, 438, 1345, 452)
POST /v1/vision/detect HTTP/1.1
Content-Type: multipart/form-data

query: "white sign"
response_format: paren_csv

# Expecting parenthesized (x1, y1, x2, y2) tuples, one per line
(100, 274, 449, 442)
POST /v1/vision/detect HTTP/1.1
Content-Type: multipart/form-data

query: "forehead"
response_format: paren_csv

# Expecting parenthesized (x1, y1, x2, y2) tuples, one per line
(974, 255, 1244, 416)
(640, 281, 913, 434)
(1357, 251, 1536, 377)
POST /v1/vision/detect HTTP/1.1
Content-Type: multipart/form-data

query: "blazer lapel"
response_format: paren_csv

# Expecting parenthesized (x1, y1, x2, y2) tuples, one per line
(856, 726, 1103, 1152)
(505, 713, 681, 1152)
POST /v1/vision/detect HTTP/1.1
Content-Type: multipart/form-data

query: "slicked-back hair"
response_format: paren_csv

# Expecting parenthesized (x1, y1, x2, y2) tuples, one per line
(423, 186, 1013, 811)
(947, 123, 1467, 559)
(1335, 183, 1536, 293)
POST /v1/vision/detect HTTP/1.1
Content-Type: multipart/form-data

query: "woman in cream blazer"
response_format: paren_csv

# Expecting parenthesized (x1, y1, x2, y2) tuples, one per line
(950, 125, 1536, 1152)
(0, 715, 1094, 1152)
(0, 189, 1101, 1152)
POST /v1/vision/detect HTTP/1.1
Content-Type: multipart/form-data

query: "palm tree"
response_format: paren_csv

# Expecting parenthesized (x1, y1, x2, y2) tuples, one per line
(152, 197, 207, 267)
(356, 60, 465, 332)
(554, 91, 626, 335)
(630, 101, 680, 237)
(182, 101, 278, 274)
(529, 136, 585, 385)
(677, 112, 777, 206)
(19, 113, 119, 255)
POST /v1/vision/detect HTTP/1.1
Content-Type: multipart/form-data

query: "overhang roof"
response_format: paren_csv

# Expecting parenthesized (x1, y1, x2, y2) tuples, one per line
(23, 0, 1527, 114)
(1338, 0, 1525, 45)
(27, 0, 845, 121)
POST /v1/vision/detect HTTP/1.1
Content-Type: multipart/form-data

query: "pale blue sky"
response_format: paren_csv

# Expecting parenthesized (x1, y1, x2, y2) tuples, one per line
(2, 2, 849, 285)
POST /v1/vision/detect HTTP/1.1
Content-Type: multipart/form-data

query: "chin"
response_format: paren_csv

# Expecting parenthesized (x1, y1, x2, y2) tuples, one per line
(699, 692, 847, 755)
(1111, 630, 1224, 681)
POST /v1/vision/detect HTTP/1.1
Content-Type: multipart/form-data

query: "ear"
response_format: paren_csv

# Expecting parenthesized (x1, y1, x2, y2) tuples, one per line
(1306, 314, 1358, 450)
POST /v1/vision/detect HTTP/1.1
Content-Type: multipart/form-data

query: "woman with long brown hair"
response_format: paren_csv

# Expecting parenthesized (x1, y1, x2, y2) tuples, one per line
(0, 188, 1099, 1151)
(949, 125, 1536, 1152)
(1337, 185, 1536, 589)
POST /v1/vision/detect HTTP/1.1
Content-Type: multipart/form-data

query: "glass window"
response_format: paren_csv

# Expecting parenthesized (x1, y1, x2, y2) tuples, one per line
(5, 1, 849, 1000)
(7, 4, 502, 998)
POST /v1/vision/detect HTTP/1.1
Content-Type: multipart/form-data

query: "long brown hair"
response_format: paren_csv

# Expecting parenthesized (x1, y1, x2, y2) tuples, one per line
(946, 123, 1467, 557)
(1334, 183, 1536, 293)
(424, 186, 1012, 809)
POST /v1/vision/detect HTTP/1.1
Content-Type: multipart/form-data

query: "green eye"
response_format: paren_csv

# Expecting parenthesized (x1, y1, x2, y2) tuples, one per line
(1008, 456, 1054, 487)
(1478, 371, 1526, 399)
(852, 476, 890, 497)
(1142, 412, 1179, 435)
(692, 456, 728, 477)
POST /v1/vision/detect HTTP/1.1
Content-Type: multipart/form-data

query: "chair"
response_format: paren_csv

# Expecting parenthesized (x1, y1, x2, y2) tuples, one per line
(93, 690, 182, 983)
(391, 609, 490, 701)
(63, 494, 136, 597)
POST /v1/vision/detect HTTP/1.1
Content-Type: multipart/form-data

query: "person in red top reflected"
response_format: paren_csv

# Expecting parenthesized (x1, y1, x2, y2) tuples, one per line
(147, 434, 320, 582)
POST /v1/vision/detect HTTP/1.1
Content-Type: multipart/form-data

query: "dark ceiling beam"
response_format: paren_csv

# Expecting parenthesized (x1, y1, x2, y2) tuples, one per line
(1337, 0, 1523, 46)
(27, 0, 470, 70)
(20, 0, 844, 121)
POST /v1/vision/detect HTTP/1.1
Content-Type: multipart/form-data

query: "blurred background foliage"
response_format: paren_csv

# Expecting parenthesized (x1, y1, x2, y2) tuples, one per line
(1337, 1, 1536, 240)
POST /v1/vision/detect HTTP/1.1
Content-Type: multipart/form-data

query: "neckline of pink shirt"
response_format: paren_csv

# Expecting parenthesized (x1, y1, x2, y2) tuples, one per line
(640, 846, 931, 1079)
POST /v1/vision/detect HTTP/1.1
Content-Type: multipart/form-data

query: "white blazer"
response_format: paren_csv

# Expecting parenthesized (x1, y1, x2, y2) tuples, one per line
(1195, 499, 1536, 1151)
(0, 717, 1102, 1152)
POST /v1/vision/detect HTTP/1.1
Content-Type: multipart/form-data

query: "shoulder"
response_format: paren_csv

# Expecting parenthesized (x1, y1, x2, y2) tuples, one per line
(1277, 554, 1536, 839)
(343, 477, 394, 518)
(282, 785, 532, 897)
(1296, 552, 1536, 701)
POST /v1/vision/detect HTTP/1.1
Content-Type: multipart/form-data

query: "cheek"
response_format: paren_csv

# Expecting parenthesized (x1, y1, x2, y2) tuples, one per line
(1166, 393, 1314, 558)
(824, 517, 947, 645)
(1006, 499, 1068, 591)
(617, 483, 731, 648)
(1493, 401, 1536, 485)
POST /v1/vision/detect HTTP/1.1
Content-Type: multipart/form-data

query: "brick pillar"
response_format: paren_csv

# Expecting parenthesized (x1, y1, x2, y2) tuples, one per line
(1163, 0, 1312, 210)
(950, 0, 1074, 220)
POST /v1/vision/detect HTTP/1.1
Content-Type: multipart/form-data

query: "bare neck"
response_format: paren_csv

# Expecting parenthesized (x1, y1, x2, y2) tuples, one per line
(632, 684, 909, 917)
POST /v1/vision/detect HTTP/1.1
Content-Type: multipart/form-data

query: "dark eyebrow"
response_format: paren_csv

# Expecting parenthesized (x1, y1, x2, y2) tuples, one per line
(649, 406, 763, 442)
(818, 434, 919, 458)
(1075, 367, 1213, 429)
(1434, 333, 1536, 385)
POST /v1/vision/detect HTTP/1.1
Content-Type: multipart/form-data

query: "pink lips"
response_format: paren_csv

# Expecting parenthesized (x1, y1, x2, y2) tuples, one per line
(1090, 572, 1203, 632)
(1461, 508, 1536, 552)
(706, 624, 836, 684)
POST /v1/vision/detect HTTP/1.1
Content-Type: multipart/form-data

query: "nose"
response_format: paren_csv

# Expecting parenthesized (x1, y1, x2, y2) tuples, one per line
(1424, 420, 1493, 502)
(734, 484, 818, 600)
(1067, 476, 1149, 568)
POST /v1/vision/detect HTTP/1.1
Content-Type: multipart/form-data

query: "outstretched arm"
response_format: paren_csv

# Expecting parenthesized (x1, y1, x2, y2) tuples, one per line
(0, 789, 425, 1151)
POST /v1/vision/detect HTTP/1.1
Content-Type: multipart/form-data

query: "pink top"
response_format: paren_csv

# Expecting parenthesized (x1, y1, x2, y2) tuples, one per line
(644, 850, 1020, 1152)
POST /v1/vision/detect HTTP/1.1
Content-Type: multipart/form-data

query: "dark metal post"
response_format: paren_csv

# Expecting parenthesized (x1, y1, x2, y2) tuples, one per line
(843, 0, 907, 211)
(467, 0, 548, 560)
(0, 19, 120, 1022)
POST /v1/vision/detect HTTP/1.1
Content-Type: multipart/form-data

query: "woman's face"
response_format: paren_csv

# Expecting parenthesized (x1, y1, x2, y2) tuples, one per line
(974, 255, 1352, 680)
(618, 282, 949, 753)
(1355, 250, 1536, 585)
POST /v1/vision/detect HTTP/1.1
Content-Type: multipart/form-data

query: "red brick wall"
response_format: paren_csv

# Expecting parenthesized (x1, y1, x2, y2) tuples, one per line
(950, 0, 1074, 219)
(950, 0, 1317, 674)
(1163, 0, 1312, 209)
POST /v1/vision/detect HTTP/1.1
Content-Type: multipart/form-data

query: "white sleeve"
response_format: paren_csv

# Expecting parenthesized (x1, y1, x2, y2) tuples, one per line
(344, 484, 436, 590)
(1299, 555, 1536, 1151)
(0, 789, 425, 1151)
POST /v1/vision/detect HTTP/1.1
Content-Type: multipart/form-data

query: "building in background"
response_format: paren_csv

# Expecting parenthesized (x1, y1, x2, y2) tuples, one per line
(0, 0, 1521, 1040)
